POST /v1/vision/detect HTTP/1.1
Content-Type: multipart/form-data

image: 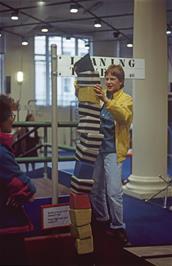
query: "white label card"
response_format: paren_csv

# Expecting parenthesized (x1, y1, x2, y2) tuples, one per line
(42, 204, 71, 230)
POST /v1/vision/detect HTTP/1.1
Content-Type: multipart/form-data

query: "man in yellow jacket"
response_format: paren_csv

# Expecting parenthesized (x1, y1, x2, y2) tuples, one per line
(90, 64, 133, 246)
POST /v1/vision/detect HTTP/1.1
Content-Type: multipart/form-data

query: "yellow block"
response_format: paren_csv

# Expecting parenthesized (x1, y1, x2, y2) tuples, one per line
(75, 236, 94, 254)
(69, 208, 91, 227)
(78, 86, 100, 105)
(71, 224, 92, 239)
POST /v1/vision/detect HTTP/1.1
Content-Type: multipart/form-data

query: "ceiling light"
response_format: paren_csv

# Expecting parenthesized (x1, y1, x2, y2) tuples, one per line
(70, 4, 79, 13)
(166, 25, 172, 35)
(41, 26, 49, 32)
(94, 19, 102, 28)
(21, 39, 29, 46)
(37, 1, 46, 6)
(11, 11, 19, 20)
(127, 43, 133, 48)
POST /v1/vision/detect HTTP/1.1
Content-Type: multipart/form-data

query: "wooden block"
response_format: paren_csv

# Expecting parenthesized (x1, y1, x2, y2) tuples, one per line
(69, 209, 91, 227)
(73, 160, 94, 180)
(75, 236, 94, 254)
(78, 86, 100, 105)
(78, 102, 101, 119)
(75, 143, 99, 163)
(71, 178, 94, 194)
(69, 193, 91, 209)
(71, 224, 92, 239)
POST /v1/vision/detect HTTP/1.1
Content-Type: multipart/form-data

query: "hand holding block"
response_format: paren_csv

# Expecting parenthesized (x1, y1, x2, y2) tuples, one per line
(78, 86, 100, 105)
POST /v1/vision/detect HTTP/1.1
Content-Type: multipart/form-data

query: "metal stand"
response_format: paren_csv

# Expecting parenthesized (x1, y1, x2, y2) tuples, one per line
(145, 175, 172, 209)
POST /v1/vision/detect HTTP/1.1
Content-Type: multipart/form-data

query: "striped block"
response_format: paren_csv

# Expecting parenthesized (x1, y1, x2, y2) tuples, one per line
(77, 116, 100, 134)
(71, 224, 92, 239)
(78, 102, 101, 119)
(75, 236, 94, 254)
(71, 176, 94, 194)
(69, 209, 92, 227)
(69, 192, 91, 209)
(80, 133, 104, 149)
(73, 160, 94, 179)
(75, 143, 99, 163)
(77, 71, 100, 87)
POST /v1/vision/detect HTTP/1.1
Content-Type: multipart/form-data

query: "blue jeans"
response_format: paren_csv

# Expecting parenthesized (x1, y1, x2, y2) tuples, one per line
(90, 152, 125, 229)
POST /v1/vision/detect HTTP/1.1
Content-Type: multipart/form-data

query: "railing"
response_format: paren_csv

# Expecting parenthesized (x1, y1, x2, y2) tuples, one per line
(13, 121, 77, 178)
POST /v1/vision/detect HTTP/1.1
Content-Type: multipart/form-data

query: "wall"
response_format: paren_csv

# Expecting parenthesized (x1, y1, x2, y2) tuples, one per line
(4, 34, 35, 120)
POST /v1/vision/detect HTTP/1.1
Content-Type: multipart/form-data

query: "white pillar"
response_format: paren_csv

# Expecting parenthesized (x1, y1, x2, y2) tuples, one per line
(124, 0, 169, 199)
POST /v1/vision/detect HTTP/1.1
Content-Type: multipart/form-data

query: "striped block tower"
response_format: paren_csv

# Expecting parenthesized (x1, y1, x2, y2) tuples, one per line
(70, 55, 104, 254)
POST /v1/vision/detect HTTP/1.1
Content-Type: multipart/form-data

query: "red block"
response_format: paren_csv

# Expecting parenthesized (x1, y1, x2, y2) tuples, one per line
(69, 192, 91, 209)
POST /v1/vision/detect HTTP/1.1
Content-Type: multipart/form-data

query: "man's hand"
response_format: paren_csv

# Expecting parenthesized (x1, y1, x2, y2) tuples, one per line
(94, 84, 109, 104)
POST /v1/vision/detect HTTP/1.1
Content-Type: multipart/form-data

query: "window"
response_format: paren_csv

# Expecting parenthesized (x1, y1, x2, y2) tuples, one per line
(34, 36, 90, 106)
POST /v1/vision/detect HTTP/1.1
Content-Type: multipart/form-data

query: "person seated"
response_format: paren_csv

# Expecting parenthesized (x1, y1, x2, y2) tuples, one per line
(0, 94, 36, 265)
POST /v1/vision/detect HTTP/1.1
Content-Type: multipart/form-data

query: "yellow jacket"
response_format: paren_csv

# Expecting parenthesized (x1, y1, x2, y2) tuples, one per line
(104, 88, 133, 163)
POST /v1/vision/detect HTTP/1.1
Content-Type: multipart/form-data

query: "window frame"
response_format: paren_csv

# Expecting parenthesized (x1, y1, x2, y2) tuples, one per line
(34, 35, 91, 106)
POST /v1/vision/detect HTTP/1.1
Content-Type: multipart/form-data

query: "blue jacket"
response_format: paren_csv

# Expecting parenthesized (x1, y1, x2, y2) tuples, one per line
(0, 132, 36, 234)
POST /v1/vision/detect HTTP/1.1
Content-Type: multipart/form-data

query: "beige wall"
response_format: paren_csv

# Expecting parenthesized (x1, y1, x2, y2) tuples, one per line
(4, 34, 34, 120)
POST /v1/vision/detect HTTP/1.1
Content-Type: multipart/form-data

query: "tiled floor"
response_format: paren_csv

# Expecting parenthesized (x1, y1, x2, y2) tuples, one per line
(124, 245, 172, 266)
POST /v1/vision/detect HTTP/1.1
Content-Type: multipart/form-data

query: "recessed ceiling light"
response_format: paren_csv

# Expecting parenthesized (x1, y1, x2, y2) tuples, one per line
(22, 40, 29, 46)
(127, 43, 133, 48)
(37, 1, 46, 6)
(41, 26, 49, 32)
(11, 11, 19, 20)
(94, 19, 102, 28)
(70, 4, 79, 13)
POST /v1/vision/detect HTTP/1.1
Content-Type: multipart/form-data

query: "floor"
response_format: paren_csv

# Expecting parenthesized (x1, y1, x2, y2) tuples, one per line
(21, 161, 172, 266)
(124, 245, 172, 266)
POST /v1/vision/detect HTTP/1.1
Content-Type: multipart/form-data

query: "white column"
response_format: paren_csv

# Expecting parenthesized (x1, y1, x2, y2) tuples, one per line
(124, 0, 169, 199)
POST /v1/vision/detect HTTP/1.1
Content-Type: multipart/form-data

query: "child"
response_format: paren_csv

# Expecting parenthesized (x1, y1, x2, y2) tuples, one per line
(90, 64, 133, 246)
(0, 94, 36, 265)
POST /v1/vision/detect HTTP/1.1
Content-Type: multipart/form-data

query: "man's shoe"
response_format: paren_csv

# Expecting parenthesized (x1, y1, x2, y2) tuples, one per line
(106, 228, 129, 246)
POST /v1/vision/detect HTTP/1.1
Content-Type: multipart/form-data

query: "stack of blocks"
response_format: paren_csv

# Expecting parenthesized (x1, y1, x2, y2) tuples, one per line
(69, 58, 104, 255)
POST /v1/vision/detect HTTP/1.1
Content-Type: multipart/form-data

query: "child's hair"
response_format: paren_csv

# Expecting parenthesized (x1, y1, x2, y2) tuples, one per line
(105, 64, 125, 88)
(0, 95, 13, 123)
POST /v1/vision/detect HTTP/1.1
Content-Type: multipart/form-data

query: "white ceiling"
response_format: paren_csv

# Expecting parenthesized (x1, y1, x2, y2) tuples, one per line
(0, 0, 171, 44)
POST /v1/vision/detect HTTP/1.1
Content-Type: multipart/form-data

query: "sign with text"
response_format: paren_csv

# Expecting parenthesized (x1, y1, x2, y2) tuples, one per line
(57, 55, 145, 79)
(41, 204, 71, 230)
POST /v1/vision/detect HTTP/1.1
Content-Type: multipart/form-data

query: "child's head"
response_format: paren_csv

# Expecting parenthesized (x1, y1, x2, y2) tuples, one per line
(0, 95, 16, 133)
(105, 64, 125, 89)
